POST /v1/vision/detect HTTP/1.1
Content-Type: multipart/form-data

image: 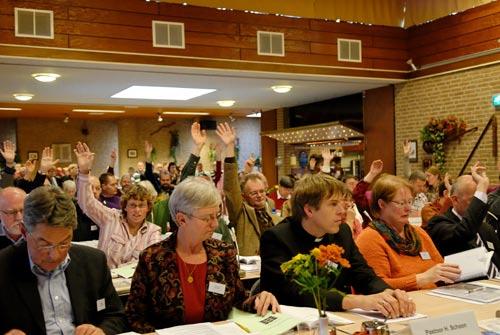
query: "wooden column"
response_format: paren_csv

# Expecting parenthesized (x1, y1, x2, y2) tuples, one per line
(261, 110, 278, 186)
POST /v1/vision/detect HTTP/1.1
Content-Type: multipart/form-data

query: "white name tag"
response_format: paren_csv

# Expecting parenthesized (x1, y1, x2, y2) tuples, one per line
(487, 241, 495, 250)
(409, 310, 480, 335)
(90, 225, 98, 231)
(212, 232, 223, 241)
(208, 282, 226, 295)
(420, 251, 431, 260)
(96, 298, 106, 312)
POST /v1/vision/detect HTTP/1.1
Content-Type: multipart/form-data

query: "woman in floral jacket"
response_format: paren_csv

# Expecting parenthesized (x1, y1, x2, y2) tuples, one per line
(126, 177, 280, 333)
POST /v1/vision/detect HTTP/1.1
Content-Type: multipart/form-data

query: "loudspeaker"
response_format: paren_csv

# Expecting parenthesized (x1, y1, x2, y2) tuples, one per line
(199, 119, 217, 130)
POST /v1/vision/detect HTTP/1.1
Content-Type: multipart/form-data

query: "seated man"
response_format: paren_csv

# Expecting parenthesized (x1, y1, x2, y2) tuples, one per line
(409, 171, 429, 212)
(0, 187, 25, 250)
(425, 163, 500, 275)
(99, 172, 121, 209)
(0, 185, 127, 334)
(260, 173, 415, 318)
(267, 176, 294, 213)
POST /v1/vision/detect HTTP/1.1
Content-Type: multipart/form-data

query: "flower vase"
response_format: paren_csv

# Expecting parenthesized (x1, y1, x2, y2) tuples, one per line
(317, 315, 331, 335)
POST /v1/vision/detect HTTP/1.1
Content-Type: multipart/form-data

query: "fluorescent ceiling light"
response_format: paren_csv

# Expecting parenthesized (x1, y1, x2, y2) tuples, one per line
(72, 109, 125, 113)
(111, 85, 216, 100)
(271, 85, 292, 93)
(88, 112, 104, 116)
(217, 100, 235, 107)
(32, 73, 60, 82)
(162, 111, 210, 115)
(13, 93, 34, 101)
(0, 107, 22, 111)
(246, 112, 261, 118)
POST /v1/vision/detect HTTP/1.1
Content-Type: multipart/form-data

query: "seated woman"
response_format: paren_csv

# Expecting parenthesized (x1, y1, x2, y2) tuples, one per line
(126, 177, 279, 333)
(75, 142, 162, 268)
(356, 174, 461, 291)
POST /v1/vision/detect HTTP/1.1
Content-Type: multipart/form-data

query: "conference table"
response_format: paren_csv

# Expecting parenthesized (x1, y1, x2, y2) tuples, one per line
(333, 279, 500, 335)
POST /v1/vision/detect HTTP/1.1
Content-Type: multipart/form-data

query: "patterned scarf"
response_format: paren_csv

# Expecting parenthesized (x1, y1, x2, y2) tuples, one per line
(369, 219, 422, 256)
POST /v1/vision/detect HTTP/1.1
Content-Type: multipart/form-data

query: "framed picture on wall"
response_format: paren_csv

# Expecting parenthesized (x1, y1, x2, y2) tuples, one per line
(127, 149, 137, 158)
(408, 140, 418, 163)
(27, 151, 38, 161)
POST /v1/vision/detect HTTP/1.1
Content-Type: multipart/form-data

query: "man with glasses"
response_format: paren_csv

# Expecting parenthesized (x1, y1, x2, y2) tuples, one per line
(217, 123, 279, 256)
(0, 186, 26, 249)
(0, 185, 127, 334)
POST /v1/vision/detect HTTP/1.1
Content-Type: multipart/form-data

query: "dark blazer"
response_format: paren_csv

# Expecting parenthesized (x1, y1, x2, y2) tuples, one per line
(126, 233, 254, 333)
(260, 218, 390, 311)
(0, 242, 127, 335)
(425, 197, 500, 268)
(0, 234, 13, 250)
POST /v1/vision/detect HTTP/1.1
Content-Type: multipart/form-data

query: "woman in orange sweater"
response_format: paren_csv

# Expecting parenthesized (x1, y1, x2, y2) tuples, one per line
(356, 174, 461, 291)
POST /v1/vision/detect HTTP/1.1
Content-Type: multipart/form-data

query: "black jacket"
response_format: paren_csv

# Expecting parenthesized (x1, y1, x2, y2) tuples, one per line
(260, 218, 390, 311)
(0, 242, 127, 334)
(425, 197, 500, 268)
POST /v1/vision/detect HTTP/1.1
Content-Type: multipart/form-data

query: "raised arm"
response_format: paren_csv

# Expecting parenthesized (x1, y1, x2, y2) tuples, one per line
(180, 122, 206, 181)
(75, 142, 119, 227)
(107, 149, 117, 174)
(143, 140, 161, 193)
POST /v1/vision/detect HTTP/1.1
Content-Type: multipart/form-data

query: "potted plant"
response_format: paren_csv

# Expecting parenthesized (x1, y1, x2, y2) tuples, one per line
(420, 116, 467, 171)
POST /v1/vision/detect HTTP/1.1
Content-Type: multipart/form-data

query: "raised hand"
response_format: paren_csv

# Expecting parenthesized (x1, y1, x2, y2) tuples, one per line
(403, 140, 411, 157)
(216, 122, 236, 146)
(471, 161, 489, 193)
(144, 140, 153, 162)
(364, 159, 383, 183)
(40, 147, 59, 174)
(73, 142, 95, 175)
(109, 148, 117, 167)
(191, 122, 207, 154)
(321, 147, 334, 163)
(0, 140, 16, 166)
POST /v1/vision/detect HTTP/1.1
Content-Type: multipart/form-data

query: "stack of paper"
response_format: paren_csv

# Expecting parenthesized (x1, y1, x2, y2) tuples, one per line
(431, 282, 500, 303)
(111, 262, 138, 279)
(239, 256, 261, 274)
(444, 247, 494, 282)
(156, 321, 249, 335)
(229, 305, 354, 335)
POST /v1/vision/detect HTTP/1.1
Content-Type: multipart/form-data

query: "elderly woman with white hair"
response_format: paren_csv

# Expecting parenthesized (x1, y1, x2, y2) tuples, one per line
(126, 177, 280, 332)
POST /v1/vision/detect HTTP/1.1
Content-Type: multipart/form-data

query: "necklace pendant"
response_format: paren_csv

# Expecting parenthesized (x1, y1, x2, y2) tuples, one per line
(187, 275, 194, 283)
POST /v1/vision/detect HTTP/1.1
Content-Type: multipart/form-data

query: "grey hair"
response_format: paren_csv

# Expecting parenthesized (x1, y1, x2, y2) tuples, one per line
(409, 170, 426, 182)
(168, 177, 221, 225)
(451, 174, 473, 196)
(138, 180, 158, 198)
(62, 179, 76, 193)
(23, 185, 77, 232)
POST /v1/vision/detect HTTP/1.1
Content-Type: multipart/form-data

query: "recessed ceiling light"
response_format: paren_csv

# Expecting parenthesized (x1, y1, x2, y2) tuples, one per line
(13, 93, 34, 101)
(246, 112, 261, 118)
(0, 107, 22, 111)
(162, 111, 210, 115)
(217, 100, 235, 107)
(31, 73, 60, 82)
(271, 85, 292, 93)
(111, 86, 216, 100)
(72, 109, 125, 113)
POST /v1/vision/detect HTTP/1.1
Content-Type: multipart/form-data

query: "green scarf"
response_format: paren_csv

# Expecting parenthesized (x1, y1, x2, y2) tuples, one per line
(369, 219, 422, 256)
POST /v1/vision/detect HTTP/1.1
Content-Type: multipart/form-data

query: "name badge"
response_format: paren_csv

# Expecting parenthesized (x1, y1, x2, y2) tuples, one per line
(96, 298, 106, 312)
(420, 251, 431, 260)
(208, 282, 226, 295)
(487, 241, 495, 250)
(212, 232, 223, 241)
(90, 225, 98, 231)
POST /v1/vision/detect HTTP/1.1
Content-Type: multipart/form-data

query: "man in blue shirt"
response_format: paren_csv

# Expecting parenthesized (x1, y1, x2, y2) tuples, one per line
(0, 185, 127, 334)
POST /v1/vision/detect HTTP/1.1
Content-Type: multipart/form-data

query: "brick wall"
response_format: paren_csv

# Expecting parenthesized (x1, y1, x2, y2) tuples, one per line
(395, 63, 500, 179)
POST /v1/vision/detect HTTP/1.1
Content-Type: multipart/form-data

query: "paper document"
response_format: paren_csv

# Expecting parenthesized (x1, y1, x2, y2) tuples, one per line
(431, 282, 500, 303)
(279, 305, 353, 326)
(444, 247, 493, 281)
(479, 318, 500, 332)
(229, 308, 299, 335)
(239, 256, 261, 273)
(110, 262, 138, 279)
(349, 309, 427, 324)
(157, 322, 247, 335)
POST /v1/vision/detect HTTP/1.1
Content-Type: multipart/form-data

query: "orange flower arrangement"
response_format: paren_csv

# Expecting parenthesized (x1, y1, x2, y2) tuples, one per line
(281, 244, 351, 317)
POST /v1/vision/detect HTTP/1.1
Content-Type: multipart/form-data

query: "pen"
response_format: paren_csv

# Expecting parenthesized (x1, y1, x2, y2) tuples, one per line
(466, 286, 484, 294)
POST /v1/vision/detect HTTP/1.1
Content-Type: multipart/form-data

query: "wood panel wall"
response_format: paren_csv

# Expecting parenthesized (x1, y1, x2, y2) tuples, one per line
(363, 85, 395, 175)
(408, 1, 500, 70)
(0, 0, 408, 77)
(261, 109, 277, 187)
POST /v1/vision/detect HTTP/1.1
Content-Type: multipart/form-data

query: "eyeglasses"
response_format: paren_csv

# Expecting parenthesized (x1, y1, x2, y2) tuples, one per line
(0, 208, 23, 216)
(246, 190, 266, 198)
(27, 232, 71, 252)
(185, 212, 222, 224)
(390, 200, 413, 208)
(126, 203, 148, 209)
